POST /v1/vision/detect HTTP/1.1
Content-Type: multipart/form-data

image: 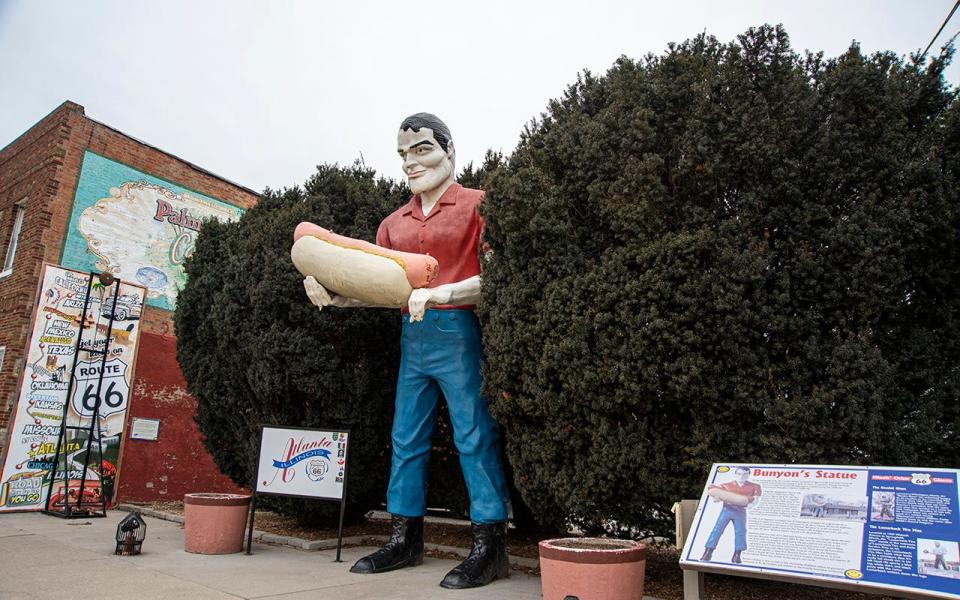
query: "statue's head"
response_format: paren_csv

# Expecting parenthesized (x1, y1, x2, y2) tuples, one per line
(734, 466, 750, 483)
(397, 113, 455, 195)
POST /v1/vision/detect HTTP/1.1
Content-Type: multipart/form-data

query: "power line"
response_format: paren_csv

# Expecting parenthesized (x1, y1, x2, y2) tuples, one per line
(922, 0, 960, 59)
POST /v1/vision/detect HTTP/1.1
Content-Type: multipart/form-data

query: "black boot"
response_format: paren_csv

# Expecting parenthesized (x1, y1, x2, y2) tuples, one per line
(731, 550, 742, 564)
(440, 522, 509, 589)
(700, 548, 713, 562)
(350, 515, 423, 574)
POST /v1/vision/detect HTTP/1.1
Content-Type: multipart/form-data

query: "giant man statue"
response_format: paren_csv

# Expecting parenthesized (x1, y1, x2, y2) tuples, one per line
(303, 113, 510, 589)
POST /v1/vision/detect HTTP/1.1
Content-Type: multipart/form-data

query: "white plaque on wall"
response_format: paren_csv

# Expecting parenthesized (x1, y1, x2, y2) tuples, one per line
(129, 418, 161, 441)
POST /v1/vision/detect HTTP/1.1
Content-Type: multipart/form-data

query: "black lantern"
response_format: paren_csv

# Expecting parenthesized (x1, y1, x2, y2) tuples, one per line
(115, 512, 146, 555)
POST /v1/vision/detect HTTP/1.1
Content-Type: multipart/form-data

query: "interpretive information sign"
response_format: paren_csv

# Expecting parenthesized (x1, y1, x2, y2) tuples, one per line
(0, 265, 147, 511)
(681, 463, 960, 599)
(255, 426, 349, 501)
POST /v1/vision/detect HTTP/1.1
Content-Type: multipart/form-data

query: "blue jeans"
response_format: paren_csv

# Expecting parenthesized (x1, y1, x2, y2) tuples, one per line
(705, 505, 748, 551)
(386, 309, 509, 523)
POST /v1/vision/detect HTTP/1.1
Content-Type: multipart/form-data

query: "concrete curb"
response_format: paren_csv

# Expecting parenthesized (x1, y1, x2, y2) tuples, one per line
(115, 503, 371, 551)
(115, 504, 540, 569)
(117, 504, 185, 525)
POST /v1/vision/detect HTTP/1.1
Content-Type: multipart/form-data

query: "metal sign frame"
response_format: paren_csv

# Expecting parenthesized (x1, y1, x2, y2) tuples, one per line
(43, 272, 122, 519)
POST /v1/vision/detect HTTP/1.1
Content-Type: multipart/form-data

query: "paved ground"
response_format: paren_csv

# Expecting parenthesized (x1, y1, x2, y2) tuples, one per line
(0, 511, 543, 599)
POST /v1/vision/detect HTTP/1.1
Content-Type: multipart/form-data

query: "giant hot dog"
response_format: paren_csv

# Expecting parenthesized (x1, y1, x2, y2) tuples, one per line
(707, 487, 751, 506)
(291, 222, 439, 307)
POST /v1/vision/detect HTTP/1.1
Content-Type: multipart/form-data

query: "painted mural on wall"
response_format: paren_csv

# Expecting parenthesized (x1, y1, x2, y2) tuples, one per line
(0, 265, 147, 511)
(61, 151, 244, 310)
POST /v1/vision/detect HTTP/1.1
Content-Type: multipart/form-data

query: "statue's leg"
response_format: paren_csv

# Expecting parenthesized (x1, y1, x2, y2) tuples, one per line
(431, 310, 508, 523)
(386, 317, 442, 519)
(429, 309, 510, 589)
(351, 317, 439, 575)
(705, 508, 732, 550)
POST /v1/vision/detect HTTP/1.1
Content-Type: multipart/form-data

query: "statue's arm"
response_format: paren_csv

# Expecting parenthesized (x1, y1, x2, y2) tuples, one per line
(304, 274, 481, 318)
(303, 276, 381, 309)
(406, 275, 481, 322)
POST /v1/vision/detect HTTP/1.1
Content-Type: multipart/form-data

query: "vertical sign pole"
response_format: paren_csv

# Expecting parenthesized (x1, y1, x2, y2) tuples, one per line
(334, 499, 346, 562)
(334, 435, 349, 563)
(245, 495, 257, 555)
(247, 425, 264, 555)
(77, 272, 113, 514)
(683, 570, 705, 600)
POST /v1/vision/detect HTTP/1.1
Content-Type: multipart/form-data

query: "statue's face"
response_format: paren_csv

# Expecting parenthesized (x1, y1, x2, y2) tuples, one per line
(397, 127, 454, 195)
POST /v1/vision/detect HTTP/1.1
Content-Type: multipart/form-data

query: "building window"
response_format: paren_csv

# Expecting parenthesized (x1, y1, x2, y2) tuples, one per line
(0, 346, 5, 373)
(1, 203, 25, 275)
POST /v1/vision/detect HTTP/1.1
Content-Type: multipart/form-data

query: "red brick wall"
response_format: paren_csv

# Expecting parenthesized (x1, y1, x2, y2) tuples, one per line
(117, 332, 247, 500)
(0, 103, 76, 434)
(0, 101, 258, 500)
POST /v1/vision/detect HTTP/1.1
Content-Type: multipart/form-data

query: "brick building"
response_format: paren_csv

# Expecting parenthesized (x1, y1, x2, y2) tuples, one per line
(0, 101, 258, 503)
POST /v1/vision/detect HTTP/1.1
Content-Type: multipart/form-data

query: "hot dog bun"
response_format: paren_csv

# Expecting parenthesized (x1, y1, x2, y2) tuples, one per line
(291, 222, 439, 307)
(707, 488, 751, 506)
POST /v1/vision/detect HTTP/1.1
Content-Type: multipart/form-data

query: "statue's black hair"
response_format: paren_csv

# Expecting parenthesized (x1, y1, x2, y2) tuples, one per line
(399, 113, 452, 152)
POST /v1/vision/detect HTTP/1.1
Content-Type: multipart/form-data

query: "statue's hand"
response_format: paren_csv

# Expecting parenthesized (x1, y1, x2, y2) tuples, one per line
(407, 288, 433, 322)
(303, 276, 349, 310)
(407, 287, 455, 322)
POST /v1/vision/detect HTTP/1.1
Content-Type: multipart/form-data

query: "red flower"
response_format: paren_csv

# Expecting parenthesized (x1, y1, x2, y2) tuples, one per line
(97, 460, 117, 477)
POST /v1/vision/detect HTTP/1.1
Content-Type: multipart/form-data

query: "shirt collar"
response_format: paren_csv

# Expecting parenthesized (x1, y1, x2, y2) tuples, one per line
(400, 182, 461, 220)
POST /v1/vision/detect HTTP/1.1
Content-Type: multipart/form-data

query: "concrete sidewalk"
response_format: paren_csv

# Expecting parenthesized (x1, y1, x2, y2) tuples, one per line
(0, 510, 543, 599)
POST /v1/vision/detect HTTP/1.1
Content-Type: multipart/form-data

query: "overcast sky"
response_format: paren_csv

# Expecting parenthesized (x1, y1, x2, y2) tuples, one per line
(1, 1, 958, 194)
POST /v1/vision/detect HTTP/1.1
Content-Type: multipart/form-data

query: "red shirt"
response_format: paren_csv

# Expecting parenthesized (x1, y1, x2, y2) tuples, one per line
(717, 481, 762, 501)
(376, 182, 484, 310)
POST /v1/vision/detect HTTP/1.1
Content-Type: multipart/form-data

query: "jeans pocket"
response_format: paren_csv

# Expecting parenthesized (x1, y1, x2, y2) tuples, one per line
(433, 323, 463, 335)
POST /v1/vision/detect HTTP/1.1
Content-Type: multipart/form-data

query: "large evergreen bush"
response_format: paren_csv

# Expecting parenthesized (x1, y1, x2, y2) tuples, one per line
(176, 164, 406, 524)
(479, 25, 960, 536)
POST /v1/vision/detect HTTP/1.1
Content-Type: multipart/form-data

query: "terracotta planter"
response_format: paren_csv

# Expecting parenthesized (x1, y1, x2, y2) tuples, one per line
(183, 493, 252, 554)
(539, 537, 647, 600)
